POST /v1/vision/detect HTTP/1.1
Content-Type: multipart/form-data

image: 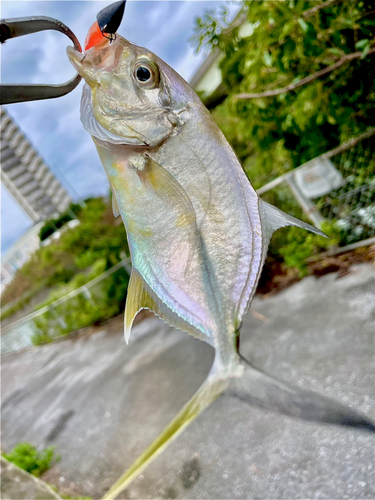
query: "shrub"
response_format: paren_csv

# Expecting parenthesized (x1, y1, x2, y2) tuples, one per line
(2, 197, 129, 315)
(31, 265, 129, 346)
(270, 221, 342, 278)
(39, 202, 84, 241)
(3, 442, 59, 477)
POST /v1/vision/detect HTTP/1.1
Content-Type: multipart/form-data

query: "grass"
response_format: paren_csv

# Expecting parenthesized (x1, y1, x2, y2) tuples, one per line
(2, 442, 59, 477)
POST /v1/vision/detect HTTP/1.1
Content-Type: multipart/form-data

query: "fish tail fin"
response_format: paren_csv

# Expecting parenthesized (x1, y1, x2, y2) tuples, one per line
(101, 357, 374, 499)
(228, 355, 375, 432)
(101, 374, 227, 500)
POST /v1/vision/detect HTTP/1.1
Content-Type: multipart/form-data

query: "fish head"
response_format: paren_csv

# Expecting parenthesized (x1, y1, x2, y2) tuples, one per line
(67, 35, 191, 147)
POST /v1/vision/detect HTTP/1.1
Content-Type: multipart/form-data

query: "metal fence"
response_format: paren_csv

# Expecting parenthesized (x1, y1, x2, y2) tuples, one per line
(257, 128, 375, 250)
(1, 258, 132, 354)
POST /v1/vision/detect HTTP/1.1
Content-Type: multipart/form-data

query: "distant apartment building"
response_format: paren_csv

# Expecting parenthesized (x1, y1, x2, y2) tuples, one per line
(1, 222, 44, 291)
(1, 107, 71, 221)
(1, 106, 72, 289)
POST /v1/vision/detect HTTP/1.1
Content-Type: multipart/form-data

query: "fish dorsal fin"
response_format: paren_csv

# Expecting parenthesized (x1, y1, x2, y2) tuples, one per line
(125, 269, 210, 345)
(111, 187, 120, 218)
(259, 198, 326, 247)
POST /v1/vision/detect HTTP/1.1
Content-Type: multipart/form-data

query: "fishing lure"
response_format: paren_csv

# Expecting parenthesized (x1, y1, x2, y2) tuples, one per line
(67, 3, 375, 498)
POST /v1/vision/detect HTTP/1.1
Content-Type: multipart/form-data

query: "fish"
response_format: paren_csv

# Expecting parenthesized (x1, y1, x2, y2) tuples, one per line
(67, 16, 375, 499)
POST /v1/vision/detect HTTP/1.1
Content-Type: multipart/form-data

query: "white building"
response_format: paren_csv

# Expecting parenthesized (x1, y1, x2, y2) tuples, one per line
(1, 107, 71, 222)
(1, 222, 44, 291)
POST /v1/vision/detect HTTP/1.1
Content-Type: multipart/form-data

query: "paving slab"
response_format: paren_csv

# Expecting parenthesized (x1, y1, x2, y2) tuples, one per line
(1, 264, 375, 499)
(1, 457, 62, 500)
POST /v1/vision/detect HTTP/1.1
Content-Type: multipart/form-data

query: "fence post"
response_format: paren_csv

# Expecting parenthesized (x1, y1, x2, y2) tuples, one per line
(286, 175, 325, 229)
(82, 286, 93, 302)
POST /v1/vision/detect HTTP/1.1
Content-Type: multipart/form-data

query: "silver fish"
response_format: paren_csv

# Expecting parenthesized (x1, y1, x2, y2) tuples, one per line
(67, 31, 375, 499)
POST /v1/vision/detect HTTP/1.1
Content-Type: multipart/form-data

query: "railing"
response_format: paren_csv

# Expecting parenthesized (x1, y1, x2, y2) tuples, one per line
(1, 257, 132, 354)
(257, 128, 375, 250)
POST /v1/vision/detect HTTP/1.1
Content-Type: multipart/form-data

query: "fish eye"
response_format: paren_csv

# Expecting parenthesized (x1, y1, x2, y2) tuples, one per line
(133, 59, 159, 89)
(136, 66, 151, 82)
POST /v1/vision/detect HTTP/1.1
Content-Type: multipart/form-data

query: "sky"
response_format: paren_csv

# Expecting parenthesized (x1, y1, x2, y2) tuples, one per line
(1, 0, 239, 254)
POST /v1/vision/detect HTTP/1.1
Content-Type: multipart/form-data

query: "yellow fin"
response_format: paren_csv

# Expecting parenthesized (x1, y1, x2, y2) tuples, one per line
(124, 269, 210, 345)
(124, 269, 156, 343)
(102, 375, 227, 500)
(111, 187, 120, 218)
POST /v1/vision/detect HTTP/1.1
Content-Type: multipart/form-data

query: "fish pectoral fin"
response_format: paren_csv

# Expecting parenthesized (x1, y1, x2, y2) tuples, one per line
(259, 199, 327, 242)
(131, 155, 199, 276)
(111, 188, 121, 218)
(124, 269, 208, 345)
(139, 155, 197, 225)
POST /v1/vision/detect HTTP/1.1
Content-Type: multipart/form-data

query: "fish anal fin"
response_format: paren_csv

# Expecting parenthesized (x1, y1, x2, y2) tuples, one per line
(125, 269, 209, 345)
(110, 186, 120, 218)
(125, 269, 156, 344)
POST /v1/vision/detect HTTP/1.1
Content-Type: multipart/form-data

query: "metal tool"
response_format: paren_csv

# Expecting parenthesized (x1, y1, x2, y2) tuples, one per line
(0, 1, 126, 105)
(0, 16, 82, 105)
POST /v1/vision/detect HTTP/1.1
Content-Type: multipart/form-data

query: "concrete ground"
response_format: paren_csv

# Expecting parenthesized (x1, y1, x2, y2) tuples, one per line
(1, 264, 375, 499)
(1, 457, 62, 500)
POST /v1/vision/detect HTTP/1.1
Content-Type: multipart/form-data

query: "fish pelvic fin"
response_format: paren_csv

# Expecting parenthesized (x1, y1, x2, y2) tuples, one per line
(101, 374, 227, 500)
(259, 198, 327, 244)
(229, 355, 375, 433)
(125, 269, 211, 345)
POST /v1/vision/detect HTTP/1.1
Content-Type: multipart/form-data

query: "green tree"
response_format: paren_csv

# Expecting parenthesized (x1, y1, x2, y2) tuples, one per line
(2, 197, 129, 308)
(193, 0, 375, 276)
(193, 0, 375, 186)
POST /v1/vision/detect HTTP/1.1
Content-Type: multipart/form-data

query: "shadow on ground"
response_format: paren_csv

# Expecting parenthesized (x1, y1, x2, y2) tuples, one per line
(2, 264, 375, 499)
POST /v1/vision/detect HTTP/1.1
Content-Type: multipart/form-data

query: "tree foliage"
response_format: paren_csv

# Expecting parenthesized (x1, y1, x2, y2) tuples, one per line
(39, 204, 82, 241)
(192, 0, 375, 275)
(2, 198, 129, 308)
(193, 0, 375, 186)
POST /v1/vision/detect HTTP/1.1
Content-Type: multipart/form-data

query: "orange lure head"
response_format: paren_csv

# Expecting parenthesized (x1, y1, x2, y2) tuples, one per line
(84, 0, 126, 51)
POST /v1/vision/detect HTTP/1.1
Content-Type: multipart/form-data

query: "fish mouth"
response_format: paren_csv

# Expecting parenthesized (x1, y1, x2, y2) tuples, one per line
(67, 44, 149, 146)
(66, 46, 95, 85)
(67, 36, 123, 85)
(66, 45, 81, 65)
